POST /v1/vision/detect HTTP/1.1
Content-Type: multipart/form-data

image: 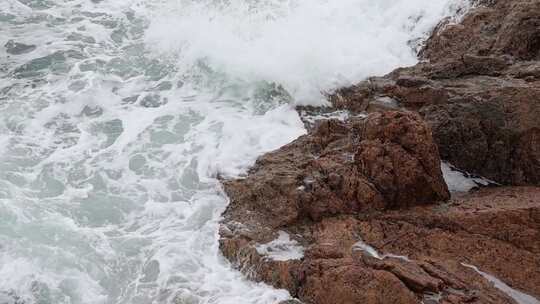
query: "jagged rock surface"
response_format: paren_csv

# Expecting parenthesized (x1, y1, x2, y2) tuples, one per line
(222, 111, 449, 229)
(219, 0, 540, 303)
(221, 184, 540, 304)
(331, 0, 540, 185)
(219, 112, 540, 304)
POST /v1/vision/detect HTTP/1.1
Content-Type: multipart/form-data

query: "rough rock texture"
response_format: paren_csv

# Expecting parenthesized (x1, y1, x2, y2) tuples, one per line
(221, 184, 540, 304)
(219, 112, 540, 304)
(331, 0, 540, 185)
(219, 1, 540, 303)
(222, 111, 449, 229)
(220, 110, 451, 303)
(422, 0, 540, 62)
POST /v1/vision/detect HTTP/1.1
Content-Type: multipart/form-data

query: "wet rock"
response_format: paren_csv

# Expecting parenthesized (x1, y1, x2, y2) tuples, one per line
(219, 1, 540, 303)
(298, 261, 418, 304)
(356, 111, 449, 207)
(420, 84, 540, 185)
(422, 0, 540, 62)
(220, 110, 454, 303)
(221, 185, 540, 304)
(359, 187, 540, 300)
(330, 0, 540, 186)
(370, 258, 443, 293)
(222, 111, 448, 228)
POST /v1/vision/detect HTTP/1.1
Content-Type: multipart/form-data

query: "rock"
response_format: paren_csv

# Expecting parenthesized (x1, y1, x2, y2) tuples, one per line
(221, 185, 540, 304)
(330, 0, 540, 186)
(421, 0, 540, 62)
(359, 187, 540, 300)
(219, 1, 540, 303)
(298, 261, 418, 304)
(336, 73, 540, 186)
(223, 111, 448, 228)
(373, 258, 443, 293)
(221, 110, 453, 304)
(419, 83, 540, 185)
(356, 111, 449, 207)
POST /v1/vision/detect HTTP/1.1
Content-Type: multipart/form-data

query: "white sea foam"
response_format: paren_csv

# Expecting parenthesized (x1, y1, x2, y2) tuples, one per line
(0, 0, 470, 303)
(256, 231, 304, 261)
(353, 240, 410, 261)
(462, 264, 540, 304)
(442, 162, 494, 193)
(145, 0, 471, 105)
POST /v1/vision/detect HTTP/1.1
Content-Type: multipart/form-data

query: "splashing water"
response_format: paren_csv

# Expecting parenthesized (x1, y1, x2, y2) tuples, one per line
(0, 0, 469, 303)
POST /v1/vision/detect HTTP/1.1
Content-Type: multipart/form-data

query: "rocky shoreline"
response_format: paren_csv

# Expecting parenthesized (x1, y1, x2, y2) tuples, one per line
(218, 0, 540, 303)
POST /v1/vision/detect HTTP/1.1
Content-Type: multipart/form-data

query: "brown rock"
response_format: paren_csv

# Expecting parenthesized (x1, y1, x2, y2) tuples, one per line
(330, 0, 540, 186)
(356, 112, 449, 207)
(359, 187, 540, 299)
(221, 185, 540, 304)
(219, 112, 540, 304)
(422, 0, 540, 62)
(299, 261, 418, 304)
(220, 110, 453, 303)
(223, 111, 448, 227)
(219, 1, 540, 304)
